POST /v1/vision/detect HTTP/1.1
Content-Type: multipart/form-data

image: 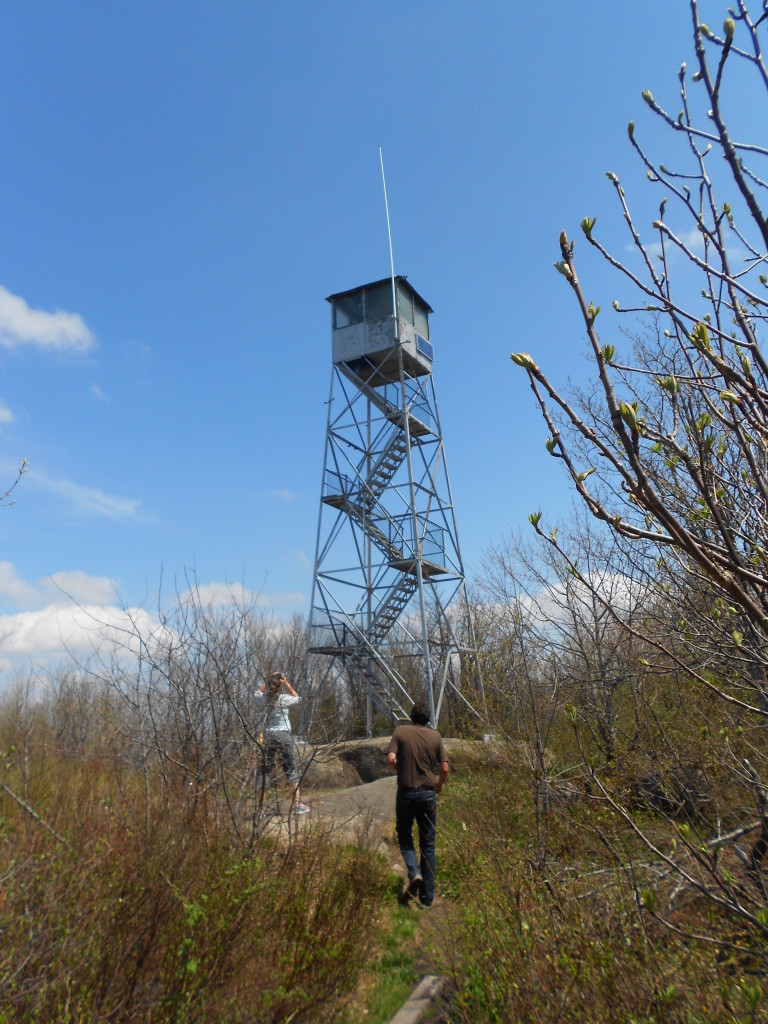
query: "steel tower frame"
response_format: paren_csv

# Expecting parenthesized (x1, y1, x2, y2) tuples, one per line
(307, 277, 482, 732)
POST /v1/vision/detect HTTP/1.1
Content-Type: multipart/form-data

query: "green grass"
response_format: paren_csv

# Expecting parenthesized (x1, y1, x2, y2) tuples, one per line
(341, 878, 422, 1024)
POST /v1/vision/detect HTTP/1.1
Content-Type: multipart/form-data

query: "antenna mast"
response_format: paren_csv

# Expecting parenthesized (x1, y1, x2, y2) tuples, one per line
(379, 147, 397, 330)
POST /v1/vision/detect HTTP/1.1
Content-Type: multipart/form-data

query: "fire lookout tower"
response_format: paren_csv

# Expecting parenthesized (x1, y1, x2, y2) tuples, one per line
(307, 275, 482, 732)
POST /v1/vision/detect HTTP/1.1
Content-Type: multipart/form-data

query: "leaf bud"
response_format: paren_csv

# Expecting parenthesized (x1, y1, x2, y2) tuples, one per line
(510, 352, 537, 371)
(619, 401, 638, 430)
(689, 321, 711, 352)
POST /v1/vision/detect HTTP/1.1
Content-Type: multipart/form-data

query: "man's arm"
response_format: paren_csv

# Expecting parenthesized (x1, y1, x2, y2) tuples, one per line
(387, 751, 397, 770)
(435, 761, 449, 794)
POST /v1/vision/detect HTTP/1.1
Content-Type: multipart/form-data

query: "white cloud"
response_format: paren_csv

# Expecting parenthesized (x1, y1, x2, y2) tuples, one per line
(0, 401, 13, 424)
(266, 490, 298, 502)
(514, 572, 649, 635)
(0, 562, 43, 607)
(47, 569, 118, 605)
(0, 565, 162, 668)
(91, 384, 109, 402)
(185, 581, 256, 607)
(32, 469, 144, 521)
(640, 227, 705, 262)
(0, 562, 117, 611)
(0, 603, 158, 660)
(632, 226, 744, 265)
(179, 581, 306, 609)
(0, 285, 94, 354)
(0, 565, 307, 678)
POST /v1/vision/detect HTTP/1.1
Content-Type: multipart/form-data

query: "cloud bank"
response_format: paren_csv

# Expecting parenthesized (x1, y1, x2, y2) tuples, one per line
(0, 565, 306, 676)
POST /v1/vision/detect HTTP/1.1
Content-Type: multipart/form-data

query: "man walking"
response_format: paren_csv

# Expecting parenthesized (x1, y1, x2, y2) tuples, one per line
(387, 701, 449, 908)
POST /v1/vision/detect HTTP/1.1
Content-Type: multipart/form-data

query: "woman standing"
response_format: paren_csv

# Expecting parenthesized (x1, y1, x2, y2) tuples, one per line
(255, 671, 309, 814)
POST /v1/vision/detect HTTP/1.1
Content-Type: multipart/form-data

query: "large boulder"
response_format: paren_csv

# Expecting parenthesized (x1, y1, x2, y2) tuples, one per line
(340, 739, 391, 782)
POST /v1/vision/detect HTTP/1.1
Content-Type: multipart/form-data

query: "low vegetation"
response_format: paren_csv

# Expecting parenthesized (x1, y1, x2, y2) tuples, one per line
(0, 702, 388, 1023)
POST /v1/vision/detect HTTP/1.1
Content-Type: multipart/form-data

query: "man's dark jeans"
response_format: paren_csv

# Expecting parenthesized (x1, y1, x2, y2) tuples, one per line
(396, 786, 437, 905)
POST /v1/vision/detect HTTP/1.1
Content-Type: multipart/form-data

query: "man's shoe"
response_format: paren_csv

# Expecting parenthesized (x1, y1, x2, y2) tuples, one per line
(294, 802, 310, 815)
(406, 874, 423, 901)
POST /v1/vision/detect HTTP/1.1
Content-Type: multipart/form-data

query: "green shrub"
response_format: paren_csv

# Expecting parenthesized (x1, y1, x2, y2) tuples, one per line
(0, 745, 388, 1023)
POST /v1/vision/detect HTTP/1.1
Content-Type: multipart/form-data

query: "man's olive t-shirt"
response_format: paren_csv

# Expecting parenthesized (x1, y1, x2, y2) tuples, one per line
(388, 724, 447, 790)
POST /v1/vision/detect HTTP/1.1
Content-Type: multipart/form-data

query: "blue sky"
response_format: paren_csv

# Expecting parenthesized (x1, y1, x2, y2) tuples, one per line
(0, 1, 719, 670)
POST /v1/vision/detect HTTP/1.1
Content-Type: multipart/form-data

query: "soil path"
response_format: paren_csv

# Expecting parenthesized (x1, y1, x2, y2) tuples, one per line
(298, 745, 466, 1020)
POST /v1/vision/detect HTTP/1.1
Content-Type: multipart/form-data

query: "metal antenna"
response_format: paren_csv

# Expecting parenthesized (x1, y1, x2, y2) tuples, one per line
(379, 147, 397, 328)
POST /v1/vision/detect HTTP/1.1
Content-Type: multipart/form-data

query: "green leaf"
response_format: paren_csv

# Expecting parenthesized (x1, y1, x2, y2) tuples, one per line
(655, 375, 678, 396)
(640, 888, 656, 911)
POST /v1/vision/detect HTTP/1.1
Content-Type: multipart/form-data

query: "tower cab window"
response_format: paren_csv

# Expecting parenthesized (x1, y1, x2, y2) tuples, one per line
(333, 293, 363, 329)
(364, 283, 392, 321)
(414, 301, 429, 339)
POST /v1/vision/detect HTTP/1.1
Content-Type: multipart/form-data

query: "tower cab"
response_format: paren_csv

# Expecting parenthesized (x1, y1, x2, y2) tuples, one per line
(327, 276, 433, 383)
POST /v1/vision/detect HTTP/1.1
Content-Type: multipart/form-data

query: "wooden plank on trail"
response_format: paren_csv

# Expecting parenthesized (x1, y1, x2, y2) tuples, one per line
(387, 974, 445, 1024)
